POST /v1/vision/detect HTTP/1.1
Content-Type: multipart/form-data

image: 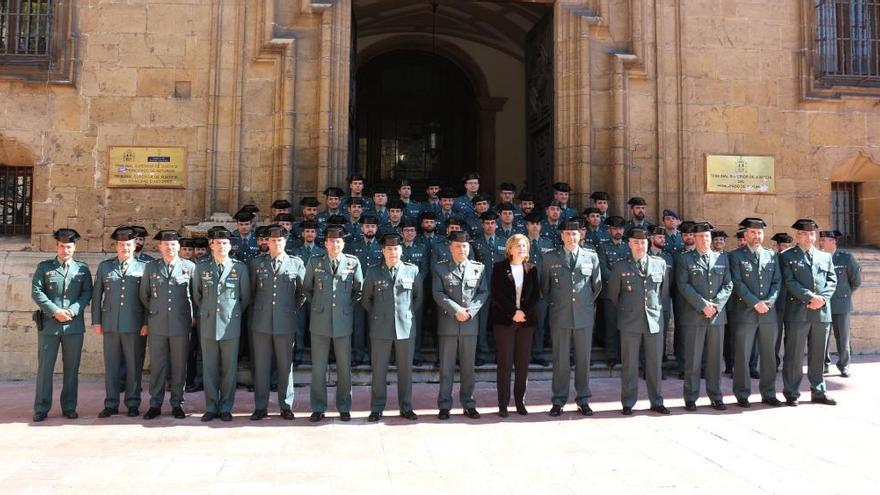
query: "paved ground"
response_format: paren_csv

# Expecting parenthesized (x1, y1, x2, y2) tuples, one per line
(2, 358, 879, 494)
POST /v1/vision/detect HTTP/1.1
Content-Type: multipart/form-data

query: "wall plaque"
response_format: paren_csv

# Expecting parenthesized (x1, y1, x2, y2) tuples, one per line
(107, 146, 186, 188)
(706, 154, 775, 194)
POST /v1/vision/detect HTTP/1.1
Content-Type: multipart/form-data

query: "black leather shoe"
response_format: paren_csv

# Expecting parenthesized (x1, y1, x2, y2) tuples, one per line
(677, 371, 685, 380)
(463, 408, 481, 419)
(280, 409, 295, 420)
(823, 364, 829, 374)
(201, 412, 218, 422)
(62, 410, 78, 419)
(515, 403, 528, 416)
(220, 412, 233, 422)
(761, 397, 784, 407)
(548, 405, 563, 417)
(812, 396, 837, 406)
(785, 399, 798, 407)
(622, 407, 633, 416)
(710, 401, 727, 411)
(531, 357, 549, 367)
(339, 412, 351, 422)
(840, 369, 850, 378)
(33, 412, 47, 422)
(723, 367, 733, 376)
(749, 370, 760, 379)
(172, 407, 186, 419)
(577, 404, 593, 417)
(475, 358, 486, 367)
(143, 408, 162, 420)
(98, 408, 119, 418)
(498, 407, 508, 418)
(650, 405, 670, 415)
(400, 410, 418, 420)
(684, 401, 697, 412)
(250, 409, 268, 421)
(368, 411, 382, 422)
(309, 412, 325, 422)
(127, 408, 140, 418)
(438, 409, 450, 420)
(736, 398, 751, 408)
(185, 384, 203, 393)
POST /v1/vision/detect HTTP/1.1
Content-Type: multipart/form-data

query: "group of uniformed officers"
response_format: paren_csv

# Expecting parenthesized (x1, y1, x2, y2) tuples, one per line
(31, 173, 861, 423)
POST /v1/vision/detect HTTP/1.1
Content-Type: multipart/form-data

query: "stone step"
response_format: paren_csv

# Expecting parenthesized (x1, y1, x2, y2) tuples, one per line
(224, 360, 688, 387)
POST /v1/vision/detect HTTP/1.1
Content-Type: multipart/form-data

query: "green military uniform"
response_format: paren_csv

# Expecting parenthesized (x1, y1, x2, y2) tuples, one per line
(303, 245, 364, 417)
(471, 228, 507, 363)
(539, 240, 602, 412)
(432, 235, 488, 414)
(191, 251, 252, 418)
(728, 226, 782, 404)
(402, 236, 429, 363)
(249, 247, 306, 417)
(527, 230, 556, 363)
(362, 256, 422, 417)
(32, 229, 93, 419)
(92, 251, 147, 413)
(289, 238, 326, 363)
(597, 233, 631, 366)
(780, 221, 837, 404)
(344, 221, 383, 364)
(607, 252, 669, 412)
(675, 245, 733, 407)
(140, 247, 196, 415)
(825, 241, 862, 375)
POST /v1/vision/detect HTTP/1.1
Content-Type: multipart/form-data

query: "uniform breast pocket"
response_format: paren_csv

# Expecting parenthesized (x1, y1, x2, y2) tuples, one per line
(651, 273, 663, 285)
(464, 278, 478, 288)
(580, 264, 593, 276)
(224, 282, 237, 298)
(397, 279, 414, 291)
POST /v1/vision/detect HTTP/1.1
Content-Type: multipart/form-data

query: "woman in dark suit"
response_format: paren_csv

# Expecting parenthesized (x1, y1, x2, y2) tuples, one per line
(491, 234, 540, 417)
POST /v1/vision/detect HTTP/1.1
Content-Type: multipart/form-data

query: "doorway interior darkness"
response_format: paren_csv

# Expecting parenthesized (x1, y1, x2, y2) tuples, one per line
(354, 49, 477, 199)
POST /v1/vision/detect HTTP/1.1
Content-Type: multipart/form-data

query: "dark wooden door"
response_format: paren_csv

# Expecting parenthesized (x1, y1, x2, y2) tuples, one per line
(355, 50, 477, 198)
(525, 10, 555, 205)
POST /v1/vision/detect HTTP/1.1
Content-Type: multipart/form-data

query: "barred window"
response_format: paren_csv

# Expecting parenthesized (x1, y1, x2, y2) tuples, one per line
(0, 165, 33, 236)
(0, 0, 72, 84)
(816, 0, 880, 83)
(0, 0, 53, 57)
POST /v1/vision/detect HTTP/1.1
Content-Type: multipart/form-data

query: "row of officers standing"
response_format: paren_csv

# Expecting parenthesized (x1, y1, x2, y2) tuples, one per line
(32, 209, 860, 422)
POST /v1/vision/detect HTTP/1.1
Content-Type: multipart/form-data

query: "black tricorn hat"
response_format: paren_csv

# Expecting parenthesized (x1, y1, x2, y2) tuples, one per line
(738, 217, 767, 229)
(52, 229, 81, 244)
(153, 230, 181, 242)
(111, 227, 137, 241)
(792, 219, 819, 231)
(448, 231, 471, 243)
(604, 215, 626, 228)
(627, 227, 649, 240)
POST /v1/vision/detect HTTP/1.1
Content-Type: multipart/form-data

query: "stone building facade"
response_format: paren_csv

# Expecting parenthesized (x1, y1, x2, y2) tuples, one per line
(1, 0, 879, 377)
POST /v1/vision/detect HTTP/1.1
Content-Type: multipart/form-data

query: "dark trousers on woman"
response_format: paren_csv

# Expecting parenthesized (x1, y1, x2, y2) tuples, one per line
(494, 324, 534, 407)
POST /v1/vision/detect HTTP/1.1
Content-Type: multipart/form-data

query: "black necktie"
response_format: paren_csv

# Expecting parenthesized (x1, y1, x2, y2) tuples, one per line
(569, 251, 577, 270)
(217, 263, 224, 277)
(331, 258, 339, 274)
(805, 249, 813, 264)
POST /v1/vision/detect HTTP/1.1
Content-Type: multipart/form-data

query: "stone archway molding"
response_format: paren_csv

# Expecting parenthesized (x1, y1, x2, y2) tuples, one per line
(356, 34, 505, 188)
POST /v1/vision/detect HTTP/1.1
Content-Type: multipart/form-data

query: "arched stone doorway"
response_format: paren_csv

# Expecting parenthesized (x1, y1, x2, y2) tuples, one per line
(354, 48, 479, 195)
(355, 35, 508, 195)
